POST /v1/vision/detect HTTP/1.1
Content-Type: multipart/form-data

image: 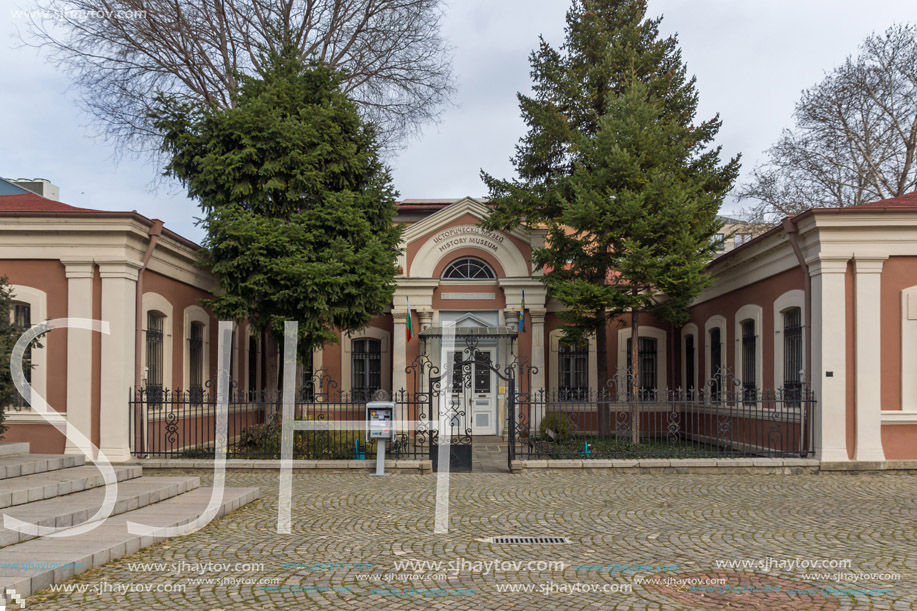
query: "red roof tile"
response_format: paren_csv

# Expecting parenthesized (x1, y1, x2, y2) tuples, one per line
(0, 193, 97, 212)
(852, 190, 917, 208)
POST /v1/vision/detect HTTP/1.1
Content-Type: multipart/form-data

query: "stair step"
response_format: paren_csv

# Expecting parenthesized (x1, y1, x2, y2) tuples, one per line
(0, 454, 85, 480)
(0, 443, 30, 457)
(0, 476, 201, 548)
(0, 486, 260, 597)
(0, 465, 142, 509)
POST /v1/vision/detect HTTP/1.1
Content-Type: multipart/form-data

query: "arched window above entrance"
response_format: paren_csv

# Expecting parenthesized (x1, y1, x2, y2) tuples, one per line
(441, 256, 496, 280)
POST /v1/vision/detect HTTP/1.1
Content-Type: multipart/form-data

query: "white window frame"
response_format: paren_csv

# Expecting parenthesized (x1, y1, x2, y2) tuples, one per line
(734, 304, 763, 391)
(182, 305, 210, 391)
(548, 328, 597, 396)
(616, 326, 667, 393)
(704, 315, 727, 386)
(7, 285, 47, 412)
(899, 285, 917, 415)
(773, 290, 805, 390)
(342, 327, 391, 395)
(141, 292, 173, 391)
(681, 323, 699, 392)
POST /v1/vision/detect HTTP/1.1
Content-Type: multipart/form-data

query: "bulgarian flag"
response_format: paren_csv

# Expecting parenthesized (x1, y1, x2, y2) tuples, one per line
(406, 296, 415, 341)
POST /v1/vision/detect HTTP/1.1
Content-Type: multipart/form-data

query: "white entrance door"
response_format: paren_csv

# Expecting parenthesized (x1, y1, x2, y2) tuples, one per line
(470, 348, 497, 435)
(447, 348, 497, 436)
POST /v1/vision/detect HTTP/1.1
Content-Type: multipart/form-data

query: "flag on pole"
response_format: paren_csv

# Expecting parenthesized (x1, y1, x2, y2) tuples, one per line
(406, 296, 415, 341)
(519, 290, 525, 332)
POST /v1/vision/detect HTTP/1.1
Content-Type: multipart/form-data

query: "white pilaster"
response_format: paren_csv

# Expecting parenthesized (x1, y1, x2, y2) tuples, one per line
(530, 310, 546, 393)
(98, 259, 142, 462)
(62, 259, 95, 457)
(853, 256, 888, 461)
(809, 256, 850, 461)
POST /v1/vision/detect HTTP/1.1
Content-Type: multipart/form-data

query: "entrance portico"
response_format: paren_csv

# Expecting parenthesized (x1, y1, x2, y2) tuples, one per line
(389, 197, 548, 437)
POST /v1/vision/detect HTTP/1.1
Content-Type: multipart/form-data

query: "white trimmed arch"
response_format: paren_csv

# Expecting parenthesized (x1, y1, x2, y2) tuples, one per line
(141, 292, 174, 390)
(410, 231, 529, 278)
(182, 305, 210, 390)
(734, 304, 764, 391)
(8, 285, 48, 409)
(774, 290, 805, 389)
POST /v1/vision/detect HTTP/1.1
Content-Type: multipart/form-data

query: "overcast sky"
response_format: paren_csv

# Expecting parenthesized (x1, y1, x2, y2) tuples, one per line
(2, 0, 914, 243)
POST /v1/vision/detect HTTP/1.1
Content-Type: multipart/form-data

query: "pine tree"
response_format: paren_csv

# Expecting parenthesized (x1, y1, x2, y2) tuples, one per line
(152, 49, 402, 393)
(482, 0, 739, 438)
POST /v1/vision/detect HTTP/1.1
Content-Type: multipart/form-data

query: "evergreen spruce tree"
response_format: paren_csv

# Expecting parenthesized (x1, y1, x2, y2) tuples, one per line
(153, 49, 402, 393)
(0, 277, 24, 437)
(482, 0, 739, 438)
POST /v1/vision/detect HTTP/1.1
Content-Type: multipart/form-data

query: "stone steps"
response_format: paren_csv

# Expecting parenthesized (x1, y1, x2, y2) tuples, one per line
(0, 464, 141, 509)
(0, 475, 201, 548)
(0, 486, 260, 597)
(0, 443, 31, 457)
(0, 454, 85, 481)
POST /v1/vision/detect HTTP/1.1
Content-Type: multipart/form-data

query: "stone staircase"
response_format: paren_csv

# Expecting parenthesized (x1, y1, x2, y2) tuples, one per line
(0, 442, 258, 598)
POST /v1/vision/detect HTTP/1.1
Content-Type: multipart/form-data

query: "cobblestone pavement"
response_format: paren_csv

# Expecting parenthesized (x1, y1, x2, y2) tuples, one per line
(24, 470, 917, 610)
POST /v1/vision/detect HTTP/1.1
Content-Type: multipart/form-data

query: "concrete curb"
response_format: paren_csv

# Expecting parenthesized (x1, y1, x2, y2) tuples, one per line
(133, 458, 433, 474)
(510, 458, 917, 474)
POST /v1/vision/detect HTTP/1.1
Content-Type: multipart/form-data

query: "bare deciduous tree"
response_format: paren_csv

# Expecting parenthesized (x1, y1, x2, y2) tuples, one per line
(739, 24, 917, 222)
(22, 0, 454, 151)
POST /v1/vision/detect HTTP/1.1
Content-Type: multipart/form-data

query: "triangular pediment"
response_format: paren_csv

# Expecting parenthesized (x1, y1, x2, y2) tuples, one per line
(402, 197, 530, 243)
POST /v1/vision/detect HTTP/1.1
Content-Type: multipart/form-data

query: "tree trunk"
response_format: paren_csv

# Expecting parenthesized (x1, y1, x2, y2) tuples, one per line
(630, 307, 640, 445)
(264, 326, 280, 408)
(595, 310, 610, 435)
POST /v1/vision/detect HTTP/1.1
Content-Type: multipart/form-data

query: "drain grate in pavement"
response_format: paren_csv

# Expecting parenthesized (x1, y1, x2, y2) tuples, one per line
(492, 536, 569, 544)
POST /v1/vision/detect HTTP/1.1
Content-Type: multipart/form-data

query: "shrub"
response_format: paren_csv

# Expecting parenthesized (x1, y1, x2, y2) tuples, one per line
(539, 412, 571, 441)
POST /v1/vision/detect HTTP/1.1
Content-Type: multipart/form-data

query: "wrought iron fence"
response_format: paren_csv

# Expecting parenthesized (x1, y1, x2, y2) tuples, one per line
(511, 369, 815, 460)
(129, 371, 431, 460)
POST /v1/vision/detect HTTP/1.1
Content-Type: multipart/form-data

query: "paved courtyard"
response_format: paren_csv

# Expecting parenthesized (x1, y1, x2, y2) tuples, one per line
(23, 469, 916, 610)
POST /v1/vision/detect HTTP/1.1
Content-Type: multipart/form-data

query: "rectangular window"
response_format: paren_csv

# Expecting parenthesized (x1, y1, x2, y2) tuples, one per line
(558, 344, 588, 400)
(247, 334, 257, 394)
(685, 334, 695, 398)
(735, 233, 753, 246)
(741, 319, 756, 401)
(626, 337, 658, 399)
(709, 327, 722, 400)
(352, 338, 381, 401)
(11, 304, 31, 409)
(189, 322, 204, 404)
(783, 307, 803, 407)
(146, 311, 164, 403)
(300, 351, 315, 401)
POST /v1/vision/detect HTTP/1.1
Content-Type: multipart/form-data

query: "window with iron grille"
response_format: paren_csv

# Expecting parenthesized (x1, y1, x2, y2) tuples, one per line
(626, 337, 658, 399)
(247, 335, 258, 394)
(442, 256, 496, 280)
(741, 319, 756, 401)
(300, 351, 315, 401)
(352, 338, 381, 401)
(146, 311, 165, 401)
(558, 343, 588, 400)
(684, 333, 695, 398)
(11, 304, 31, 409)
(709, 327, 722, 399)
(783, 307, 803, 407)
(189, 322, 204, 403)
